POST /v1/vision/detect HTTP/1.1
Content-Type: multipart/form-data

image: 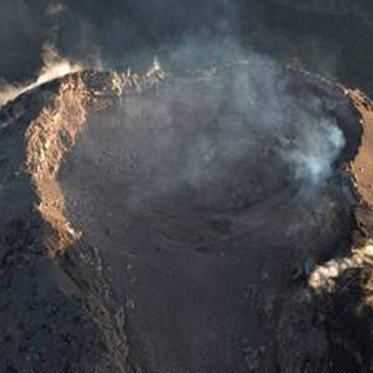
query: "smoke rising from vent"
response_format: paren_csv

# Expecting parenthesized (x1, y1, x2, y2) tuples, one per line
(0, 44, 81, 108)
(0, 1, 347, 192)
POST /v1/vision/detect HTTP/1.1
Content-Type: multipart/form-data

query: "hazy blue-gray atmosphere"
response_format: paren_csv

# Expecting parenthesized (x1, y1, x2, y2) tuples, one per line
(1, 0, 373, 92)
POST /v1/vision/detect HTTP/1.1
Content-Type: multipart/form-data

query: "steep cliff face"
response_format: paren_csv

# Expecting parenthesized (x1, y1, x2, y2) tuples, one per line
(1, 62, 373, 373)
(0, 67, 163, 373)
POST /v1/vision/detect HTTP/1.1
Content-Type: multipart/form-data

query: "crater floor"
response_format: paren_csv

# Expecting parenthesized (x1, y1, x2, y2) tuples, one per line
(59, 69, 358, 372)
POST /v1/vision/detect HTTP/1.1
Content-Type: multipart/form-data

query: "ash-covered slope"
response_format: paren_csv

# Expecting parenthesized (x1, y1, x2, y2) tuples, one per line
(0, 61, 373, 373)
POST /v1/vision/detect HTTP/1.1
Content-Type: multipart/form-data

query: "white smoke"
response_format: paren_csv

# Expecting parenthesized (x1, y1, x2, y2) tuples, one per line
(0, 44, 81, 108)
(286, 119, 346, 184)
(113, 43, 346, 193)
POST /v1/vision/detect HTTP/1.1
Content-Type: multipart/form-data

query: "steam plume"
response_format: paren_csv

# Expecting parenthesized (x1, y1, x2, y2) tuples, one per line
(0, 44, 81, 108)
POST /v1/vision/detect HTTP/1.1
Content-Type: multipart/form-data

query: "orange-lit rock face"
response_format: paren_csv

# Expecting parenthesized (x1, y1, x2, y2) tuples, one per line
(26, 74, 87, 254)
(348, 90, 373, 209)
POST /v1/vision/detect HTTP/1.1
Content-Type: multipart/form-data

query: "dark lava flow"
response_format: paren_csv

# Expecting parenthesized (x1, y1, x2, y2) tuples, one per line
(59, 69, 357, 372)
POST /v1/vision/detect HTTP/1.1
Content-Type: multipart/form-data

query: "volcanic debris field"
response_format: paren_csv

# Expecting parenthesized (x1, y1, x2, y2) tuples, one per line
(1, 57, 373, 373)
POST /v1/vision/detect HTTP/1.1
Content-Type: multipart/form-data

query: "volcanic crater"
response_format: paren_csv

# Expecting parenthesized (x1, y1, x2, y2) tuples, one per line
(0, 61, 373, 373)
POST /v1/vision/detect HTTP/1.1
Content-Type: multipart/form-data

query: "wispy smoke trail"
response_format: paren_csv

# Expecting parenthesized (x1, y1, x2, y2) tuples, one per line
(0, 44, 81, 108)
